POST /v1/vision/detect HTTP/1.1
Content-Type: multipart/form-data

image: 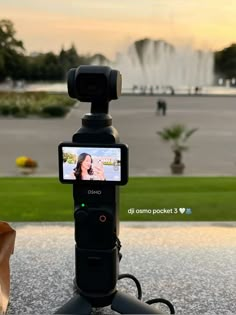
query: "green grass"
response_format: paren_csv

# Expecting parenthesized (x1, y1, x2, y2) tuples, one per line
(0, 177, 235, 221)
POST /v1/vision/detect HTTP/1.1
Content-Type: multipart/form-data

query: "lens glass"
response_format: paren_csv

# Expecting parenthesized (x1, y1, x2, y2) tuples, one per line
(77, 74, 107, 98)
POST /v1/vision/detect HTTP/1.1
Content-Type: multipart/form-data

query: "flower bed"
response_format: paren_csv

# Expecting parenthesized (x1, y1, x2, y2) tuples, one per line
(0, 92, 75, 117)
(16, 156, 38, 175)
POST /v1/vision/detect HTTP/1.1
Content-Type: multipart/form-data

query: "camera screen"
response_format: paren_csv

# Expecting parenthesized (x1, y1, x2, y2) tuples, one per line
(58, 143, 128, 184)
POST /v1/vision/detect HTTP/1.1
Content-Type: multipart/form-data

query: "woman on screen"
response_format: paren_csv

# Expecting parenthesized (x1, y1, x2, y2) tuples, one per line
(73, 153, 105, 180)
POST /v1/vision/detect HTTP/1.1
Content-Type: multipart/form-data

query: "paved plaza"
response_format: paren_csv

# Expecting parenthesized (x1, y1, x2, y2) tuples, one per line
(7, 222, 236, 315)
(1, 95, 236, 177)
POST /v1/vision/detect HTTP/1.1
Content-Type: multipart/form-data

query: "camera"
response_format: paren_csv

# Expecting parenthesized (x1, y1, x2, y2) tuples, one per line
(57, 66, 127, 299)
(67, 65, 122, 104)
(55, 66, 166, 314)
(58, 142, 128, 185)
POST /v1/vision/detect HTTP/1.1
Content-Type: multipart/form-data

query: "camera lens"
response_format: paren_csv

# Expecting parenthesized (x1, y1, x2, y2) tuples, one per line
(77, 74, 107, 99)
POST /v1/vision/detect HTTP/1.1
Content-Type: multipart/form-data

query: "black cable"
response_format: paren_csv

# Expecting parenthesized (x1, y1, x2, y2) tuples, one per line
(115, 236, 122, 261)
(145, 298, 175, 314)
(118, 273, 142, 300)
(116, 236, 122, 252)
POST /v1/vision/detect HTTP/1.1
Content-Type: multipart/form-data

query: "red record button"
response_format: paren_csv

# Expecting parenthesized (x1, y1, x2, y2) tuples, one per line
(99, 215, 107, 223)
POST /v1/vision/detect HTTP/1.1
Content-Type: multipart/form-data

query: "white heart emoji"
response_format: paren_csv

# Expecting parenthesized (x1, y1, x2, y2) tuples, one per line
(179, 208, 185, 214)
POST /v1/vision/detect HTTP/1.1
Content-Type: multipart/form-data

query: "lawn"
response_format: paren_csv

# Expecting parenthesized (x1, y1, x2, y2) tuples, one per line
(0, 177, 235, 221)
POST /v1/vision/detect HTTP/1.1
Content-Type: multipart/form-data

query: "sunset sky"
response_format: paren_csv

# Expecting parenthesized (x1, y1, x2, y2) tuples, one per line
(1, 0, 236, 59)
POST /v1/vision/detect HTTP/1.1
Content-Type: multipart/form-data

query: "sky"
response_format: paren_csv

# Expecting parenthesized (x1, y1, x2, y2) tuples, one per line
(1, 0, 236, 59)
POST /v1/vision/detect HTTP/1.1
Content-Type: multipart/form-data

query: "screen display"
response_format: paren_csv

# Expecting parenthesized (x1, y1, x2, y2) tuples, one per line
(61, 146, 122, 182)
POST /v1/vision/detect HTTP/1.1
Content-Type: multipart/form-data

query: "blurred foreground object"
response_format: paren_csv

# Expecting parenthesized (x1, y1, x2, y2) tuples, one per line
(0, 222, 16, 314)
(16, 156, 38, 175)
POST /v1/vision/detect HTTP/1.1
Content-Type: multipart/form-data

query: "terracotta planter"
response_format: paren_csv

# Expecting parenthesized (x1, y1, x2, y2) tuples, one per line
(170, 163, 185, 175)
(18, 167, 37, 175)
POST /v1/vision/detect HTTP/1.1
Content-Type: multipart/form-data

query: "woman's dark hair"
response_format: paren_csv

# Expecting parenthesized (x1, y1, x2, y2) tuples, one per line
(74, 153, 93, 179)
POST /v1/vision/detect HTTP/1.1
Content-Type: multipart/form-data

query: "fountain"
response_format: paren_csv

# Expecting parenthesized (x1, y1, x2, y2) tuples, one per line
(92, 38, 214, 93)
(6, 39, 217, 94)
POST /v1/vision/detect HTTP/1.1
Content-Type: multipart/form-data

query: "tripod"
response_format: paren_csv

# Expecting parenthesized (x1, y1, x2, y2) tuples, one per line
(55, 66, 175, 314)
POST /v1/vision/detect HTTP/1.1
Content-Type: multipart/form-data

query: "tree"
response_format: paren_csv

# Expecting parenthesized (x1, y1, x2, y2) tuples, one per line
(59, 44, 80, 69)
(157, 124, 198, 174)
(65, 44, 80, 66)
(59, 44, 81, 79)
(0, 19, 25, 81)
(0, 19, 24, 52)
(26, 52, 64, 81)
(214, 44, 236, 80)
(89, 53, 110, 65)
(43, 52, 64, 80)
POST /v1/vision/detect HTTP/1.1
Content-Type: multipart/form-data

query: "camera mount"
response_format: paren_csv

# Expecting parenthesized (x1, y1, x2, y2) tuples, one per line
(55, 66, 175, 314)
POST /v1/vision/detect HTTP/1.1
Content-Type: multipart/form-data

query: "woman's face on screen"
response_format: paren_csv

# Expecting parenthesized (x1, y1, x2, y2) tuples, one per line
(81, 155, 92, 170)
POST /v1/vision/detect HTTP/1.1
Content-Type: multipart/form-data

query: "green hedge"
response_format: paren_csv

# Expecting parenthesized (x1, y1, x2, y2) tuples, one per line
(41, 105, 70, 117)
(0, 92, 75, 117)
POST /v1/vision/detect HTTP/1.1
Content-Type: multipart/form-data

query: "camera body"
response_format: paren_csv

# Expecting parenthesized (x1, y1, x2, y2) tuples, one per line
(71, 132, 122, 300)
(56, 65, 171, 315)
(59, 66, 128, 302)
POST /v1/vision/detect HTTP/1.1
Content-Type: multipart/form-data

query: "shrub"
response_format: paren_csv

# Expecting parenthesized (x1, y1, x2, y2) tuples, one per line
(0, 92, 75, 117)
(0, 105, 11, 116)
(11, 105, 21, 116)
(16, 156, 38, 168)
(40, 105, 69, 117)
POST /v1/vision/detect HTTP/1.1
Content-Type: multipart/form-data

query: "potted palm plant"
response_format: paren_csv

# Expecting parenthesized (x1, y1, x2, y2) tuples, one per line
(157, 124, 198, 174)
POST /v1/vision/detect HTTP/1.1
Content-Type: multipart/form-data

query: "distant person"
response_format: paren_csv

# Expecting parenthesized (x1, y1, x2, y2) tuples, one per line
(195, 86, 201, 94)
(162, 100, 167, 115)
(139, 85, 144, 95)
(156, 99, 167, 116)
(169, 86, 175, 95)
(73, 153, 105, 180)
(132, 85, 138, 94)
(156, 99, 162, 114)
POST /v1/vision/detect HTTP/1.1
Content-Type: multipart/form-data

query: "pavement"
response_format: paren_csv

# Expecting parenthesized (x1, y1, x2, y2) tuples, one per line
(1, 95, 236, 177)
(6, 222, 236, 315)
